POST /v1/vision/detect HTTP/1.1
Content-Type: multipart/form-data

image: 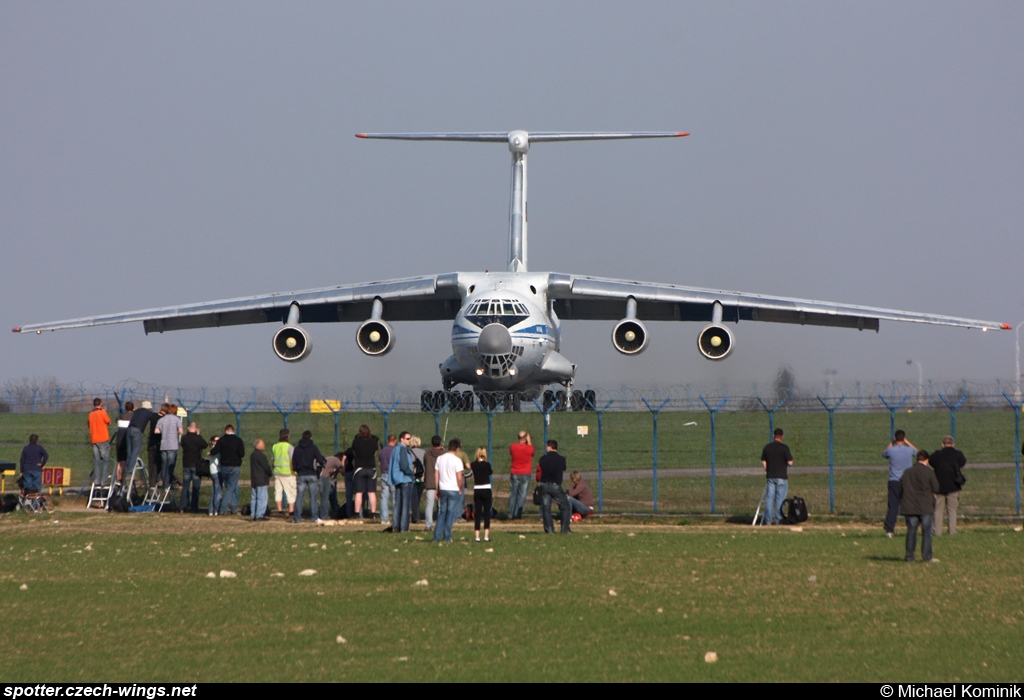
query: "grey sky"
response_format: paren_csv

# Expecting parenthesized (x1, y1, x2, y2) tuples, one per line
(2, 1, 1021, 394)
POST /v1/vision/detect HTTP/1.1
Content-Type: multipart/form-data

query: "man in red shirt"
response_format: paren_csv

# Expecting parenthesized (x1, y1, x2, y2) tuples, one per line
(88, 398, 111, 486)
(508, 431, 534, 520)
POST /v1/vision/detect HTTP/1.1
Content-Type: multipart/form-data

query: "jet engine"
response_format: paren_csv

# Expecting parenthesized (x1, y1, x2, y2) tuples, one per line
(612, 318, 649, 355)
(273, 325, 312, 362)
(356, 319, 394, 356)
(697, 324, 734, 360)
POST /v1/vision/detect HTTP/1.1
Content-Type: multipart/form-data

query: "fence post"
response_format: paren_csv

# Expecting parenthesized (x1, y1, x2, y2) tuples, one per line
(480, 401, 501, 465)
(175, 392, 204, 424)
(755, 397, 786, 443)
(225, 388, 255, 436)
(937, 393, 968, 439)
(371, 400, 400, 440)
(586, 398, 614, 513)
(531, 397, 561, 446)
(817, 395, 845, 514)
(641, 397, 671, 513)
(700, 396, 728, 515)
(1002, 392, 1022, 517)
(877, 394, 909, 441)
(272, 399, 302, 430)
(320, 399, 350, 454)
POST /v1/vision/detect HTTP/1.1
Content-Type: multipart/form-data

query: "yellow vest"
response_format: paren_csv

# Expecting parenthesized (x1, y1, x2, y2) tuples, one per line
(272, 442, 293, 475)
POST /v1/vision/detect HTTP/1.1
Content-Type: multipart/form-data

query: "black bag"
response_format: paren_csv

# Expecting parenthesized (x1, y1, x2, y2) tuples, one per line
(109, 494, 131, 513)
(195, 459, 211, 478)
(953, 468, 967, 488)
(412, 455, 424, 481)
(463, 503, 475, 521)
(780, 497, 808, 524)
(532, 486, 543, 506)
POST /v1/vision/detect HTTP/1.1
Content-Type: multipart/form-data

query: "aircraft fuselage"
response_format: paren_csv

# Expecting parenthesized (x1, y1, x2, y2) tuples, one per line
(439, 272, 575, 395)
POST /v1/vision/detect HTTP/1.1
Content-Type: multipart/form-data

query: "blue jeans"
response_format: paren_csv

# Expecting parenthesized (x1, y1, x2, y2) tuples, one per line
(344, 471, 355, 518)
(22, 470, 42, 494)
(393, 482, 414, 532)
(180, 467, 201, 512)
(539, 482, 571, 533)
(219, 466, 241, 515)
(433, 490, 462, 542)
(424, 489, 437, 529)
(380, 478, 394, 523)
(905, 513, 935, 562)
(567, 495, 592, 516)
(765, 478, 788, 525)
(161, 449, 178, 486)
(125, 428, 144, 481)
(92, 442, 110, 485)
(208, 472, 222, 515)
(295, 475, 320, 522)
(251, 485, 269, 520)
(884, 480, 903, 534)
(318, 475, 338, 519)
(508, 473, 531, 518)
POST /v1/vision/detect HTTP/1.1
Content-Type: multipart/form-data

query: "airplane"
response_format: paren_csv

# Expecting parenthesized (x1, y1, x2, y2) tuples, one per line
(14, 130, 1011, 412)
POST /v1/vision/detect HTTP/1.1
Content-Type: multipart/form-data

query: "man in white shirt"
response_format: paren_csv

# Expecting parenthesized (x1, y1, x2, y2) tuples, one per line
(432, 438, 465, 543)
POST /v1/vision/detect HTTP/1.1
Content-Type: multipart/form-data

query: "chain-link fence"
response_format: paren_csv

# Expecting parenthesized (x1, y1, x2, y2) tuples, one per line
(2, 380, 1022, 518)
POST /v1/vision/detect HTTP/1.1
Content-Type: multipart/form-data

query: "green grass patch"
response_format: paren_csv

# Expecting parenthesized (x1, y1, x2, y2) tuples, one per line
(1, 515, 1022, 682)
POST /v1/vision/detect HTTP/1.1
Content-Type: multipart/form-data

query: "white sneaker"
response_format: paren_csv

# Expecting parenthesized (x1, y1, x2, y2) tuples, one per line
(315, 518, 325, 526)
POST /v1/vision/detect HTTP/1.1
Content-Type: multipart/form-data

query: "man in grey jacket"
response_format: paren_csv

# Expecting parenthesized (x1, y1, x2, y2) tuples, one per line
(900, 450, 940, 563)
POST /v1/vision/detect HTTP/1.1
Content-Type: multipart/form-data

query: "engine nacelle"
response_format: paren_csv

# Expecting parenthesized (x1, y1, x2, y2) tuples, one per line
(356, 319, 394, 356)
(697, 324, 734, 360)
(612, 318, 649, 355)
(273, 325, 312, 362)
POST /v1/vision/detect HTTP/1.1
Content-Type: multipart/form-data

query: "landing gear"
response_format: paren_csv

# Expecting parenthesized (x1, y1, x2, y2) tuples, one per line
(421, 390, 476, 412)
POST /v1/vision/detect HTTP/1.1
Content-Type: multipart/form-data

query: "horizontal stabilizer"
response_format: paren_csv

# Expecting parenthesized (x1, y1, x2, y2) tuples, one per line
(356, 131, 688, 142)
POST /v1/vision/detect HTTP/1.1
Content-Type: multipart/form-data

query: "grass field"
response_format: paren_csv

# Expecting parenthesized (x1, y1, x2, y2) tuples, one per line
(2, 509, 1022, 682)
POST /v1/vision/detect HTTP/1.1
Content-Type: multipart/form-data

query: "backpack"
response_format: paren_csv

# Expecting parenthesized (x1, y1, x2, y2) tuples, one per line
(781, 497, 808, 524)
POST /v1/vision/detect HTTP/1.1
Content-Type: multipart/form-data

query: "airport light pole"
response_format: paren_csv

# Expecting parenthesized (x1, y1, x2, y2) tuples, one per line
(1016, 321, 1024, 403)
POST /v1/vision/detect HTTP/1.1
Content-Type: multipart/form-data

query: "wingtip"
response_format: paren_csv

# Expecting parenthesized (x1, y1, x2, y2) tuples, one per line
(675, 132, 690, 137)
(11, 326, 20, 333)
(355, 133, 368, 139)
(1002, 323, 1012, 330)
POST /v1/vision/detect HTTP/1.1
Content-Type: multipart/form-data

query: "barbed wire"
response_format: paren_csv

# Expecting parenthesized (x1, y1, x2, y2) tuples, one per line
(2, 377, 1022, 414)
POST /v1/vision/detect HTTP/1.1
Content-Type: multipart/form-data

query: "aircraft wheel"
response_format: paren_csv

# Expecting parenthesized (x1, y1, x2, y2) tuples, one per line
(462, 391, 475, 412)
(543, 390, 554, 412)
(571, 390, 584, 412)
(555, 390, 567, 412)
(432, 391, 446, 413)
(421, 390, 432, 412)
(584, 389, 596, 411)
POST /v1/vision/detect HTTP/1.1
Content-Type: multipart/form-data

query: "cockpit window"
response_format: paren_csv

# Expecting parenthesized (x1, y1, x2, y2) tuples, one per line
(464, 298, 530, 328)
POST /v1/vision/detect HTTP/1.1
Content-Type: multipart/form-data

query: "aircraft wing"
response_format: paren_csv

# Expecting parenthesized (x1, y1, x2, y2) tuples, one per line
(546, 273, 1009, 331)
(13, 274, 463, 334)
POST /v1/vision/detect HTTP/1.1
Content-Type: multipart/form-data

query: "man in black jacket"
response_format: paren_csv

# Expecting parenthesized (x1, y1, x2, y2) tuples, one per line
(537, 440, 571, 534)
(249, 438, 274, 521)
(179, 422, 208, 513)
(210, 424, 245, 516)
(930, 436, 966, 536)
(292, 430, 326, 524)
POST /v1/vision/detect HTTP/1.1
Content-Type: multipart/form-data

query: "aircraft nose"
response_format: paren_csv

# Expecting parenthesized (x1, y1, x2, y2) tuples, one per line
(477, 323, 513, 354)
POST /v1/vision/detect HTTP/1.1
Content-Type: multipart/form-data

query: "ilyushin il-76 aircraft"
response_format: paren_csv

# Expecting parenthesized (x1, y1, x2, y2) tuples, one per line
(14, 131, 1011, 411)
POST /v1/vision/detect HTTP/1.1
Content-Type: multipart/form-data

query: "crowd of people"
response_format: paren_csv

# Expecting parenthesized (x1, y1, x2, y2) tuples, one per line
(18, 401, 595, 535)
(17, 399, 994, 555)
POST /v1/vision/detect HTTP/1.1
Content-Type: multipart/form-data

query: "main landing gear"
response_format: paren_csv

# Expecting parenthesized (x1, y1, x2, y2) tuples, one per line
(419, 389, 597, 413)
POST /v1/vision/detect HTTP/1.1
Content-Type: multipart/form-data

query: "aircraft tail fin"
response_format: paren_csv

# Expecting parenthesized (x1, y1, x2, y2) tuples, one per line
(356, 132, 688, 272)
